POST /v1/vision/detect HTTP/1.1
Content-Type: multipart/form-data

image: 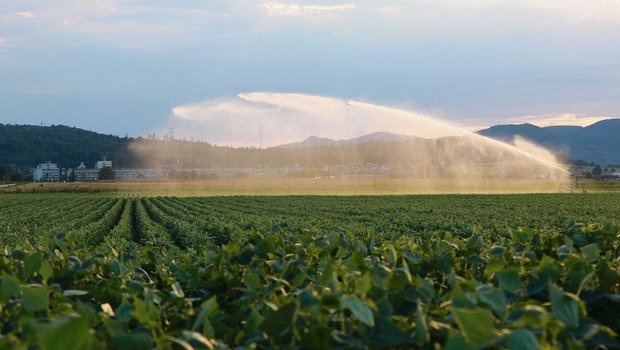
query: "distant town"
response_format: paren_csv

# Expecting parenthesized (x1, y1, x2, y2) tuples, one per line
(31, 156, 400, 182)
(33, 158, 274, 182)
(31, 157, 620, 183)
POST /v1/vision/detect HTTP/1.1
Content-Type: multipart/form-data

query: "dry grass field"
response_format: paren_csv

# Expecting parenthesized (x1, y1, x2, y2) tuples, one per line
(1, 177, 581, 196)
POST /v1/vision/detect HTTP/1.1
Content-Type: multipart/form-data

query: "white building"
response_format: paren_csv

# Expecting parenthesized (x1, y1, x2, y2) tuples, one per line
(74, 162, 99, 181)
(112, 168, 257, 180)
(96, 160, 112, 169)
(33, 161, 60, 182)
(74, 168, 99, 182)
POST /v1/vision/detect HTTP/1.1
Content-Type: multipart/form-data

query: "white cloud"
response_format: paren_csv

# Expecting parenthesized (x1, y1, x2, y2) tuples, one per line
(1, 1, 243, 51)
(4, 0, 620, 54)
(414, 0, 620, 22)
(509, 113, 611, 127)
(518, 0, 620, 22)
(16, 11, 36, 18)
(0, 37, 7, 45)
(261, 2, 356, 17)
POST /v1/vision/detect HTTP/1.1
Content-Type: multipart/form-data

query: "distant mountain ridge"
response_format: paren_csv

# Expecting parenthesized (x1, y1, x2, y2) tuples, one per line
(477, 119, 620, 165)
(276, 132, 417, 148)
(1, 120, 619, 169)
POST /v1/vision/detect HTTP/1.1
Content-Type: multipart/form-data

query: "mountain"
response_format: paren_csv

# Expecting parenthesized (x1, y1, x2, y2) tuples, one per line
(277, 136, 336, 148)
(276, 132, 416, 148)
(477, 119, 620, 165)
(2, 120, 619, 174)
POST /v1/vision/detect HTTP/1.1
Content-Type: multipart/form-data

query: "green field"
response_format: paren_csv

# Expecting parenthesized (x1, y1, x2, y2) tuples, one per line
(1, 193, 620, 349)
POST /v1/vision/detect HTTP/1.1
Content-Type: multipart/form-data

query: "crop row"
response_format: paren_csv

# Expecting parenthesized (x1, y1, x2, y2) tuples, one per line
(0, 193, 619, 349)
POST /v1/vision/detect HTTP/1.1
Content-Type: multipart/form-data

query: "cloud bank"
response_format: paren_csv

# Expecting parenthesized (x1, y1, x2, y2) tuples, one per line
(510, 113, 611, 127)
(15, 12, 36, 19)
(261, 2, 356, 17)
(1, 0, 619, 136)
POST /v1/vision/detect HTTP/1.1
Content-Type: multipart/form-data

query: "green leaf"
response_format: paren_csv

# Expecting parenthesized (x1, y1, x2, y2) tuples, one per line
(537, 255, 560, 282)
(24, 253, 43, 278)
(22, 284, 48, 312)
(597, 259, 619, 291)
(580, 244, 600, 263)
(262, 302, 298, 338)
(243, 273, 261, 290)
(341, 296, 374, 327)
(40, 316, 93, 350)
(437, 251, 455, 273)
(244, 307, 265, 333)
(371, 317, 415, 346)
(355, 273, 372, 297)
(496, 269, 521, 294)
(444, 331, 475, 350)
(451, 283, 476, 309)
(477, 287, 507, 318)
(320, 262, 338, 291)
(39, 261, 53, 281)
(453, 308, 497, 347)
(485, 259, 505, 273)
(565, 256, 592, 292)
(133, 298, 159, 326)
(1, 271, 21, 297)
(415, 301, 430, 343)
(549, 284, 580, 329)
(506, 329, 540, 350)
(299, 288, 319, 309)
(115, 301, 134, 322)
(192, 296, 218, 331)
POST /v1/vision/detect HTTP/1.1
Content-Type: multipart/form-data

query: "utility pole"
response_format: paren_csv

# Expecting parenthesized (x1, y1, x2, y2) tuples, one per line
(259, 126, 263, 149)
(169, 127, 175, 141)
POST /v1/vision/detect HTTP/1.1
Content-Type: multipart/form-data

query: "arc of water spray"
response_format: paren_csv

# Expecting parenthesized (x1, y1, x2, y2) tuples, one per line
(350, 100, 570, 174)
(239, 92, 570, 175)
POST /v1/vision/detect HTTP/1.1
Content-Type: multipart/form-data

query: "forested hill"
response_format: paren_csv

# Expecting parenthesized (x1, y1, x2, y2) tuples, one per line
(0, 124, 135, 168)
(477, 119, 620, 165)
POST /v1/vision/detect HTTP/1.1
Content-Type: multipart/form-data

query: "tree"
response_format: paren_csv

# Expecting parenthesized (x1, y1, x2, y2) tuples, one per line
(592, 165, 602, 176)
(0, 166, 6, 181)
(98, 166, 115, 180)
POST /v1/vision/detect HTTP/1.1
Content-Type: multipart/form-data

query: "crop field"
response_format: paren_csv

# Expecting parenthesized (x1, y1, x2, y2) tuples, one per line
(3, 178, 576, 196)
(1, 193, 620, 349)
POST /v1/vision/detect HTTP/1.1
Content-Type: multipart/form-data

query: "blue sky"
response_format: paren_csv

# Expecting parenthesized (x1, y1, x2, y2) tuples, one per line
(1, 0, 619, 139)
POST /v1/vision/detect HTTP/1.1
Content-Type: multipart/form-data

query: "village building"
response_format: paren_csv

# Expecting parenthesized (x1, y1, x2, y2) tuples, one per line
(32, 161, 60, 182)
(74, 162, 99, 182)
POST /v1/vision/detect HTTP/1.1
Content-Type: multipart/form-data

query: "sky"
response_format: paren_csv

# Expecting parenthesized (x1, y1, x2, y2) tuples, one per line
(1, 0, 619, 143)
